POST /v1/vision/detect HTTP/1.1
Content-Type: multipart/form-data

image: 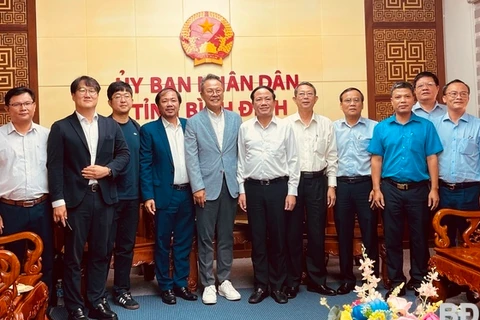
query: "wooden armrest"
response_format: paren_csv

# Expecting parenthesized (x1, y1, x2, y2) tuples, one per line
(0, 249, 20, 319)
(433, 209, 480, 248)
(0, 232, 44, 284)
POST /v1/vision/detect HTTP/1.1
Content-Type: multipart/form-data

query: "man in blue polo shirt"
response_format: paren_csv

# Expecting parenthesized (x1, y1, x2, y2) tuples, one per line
(368, 81, 443, 298)
(432, 79, 480, 247)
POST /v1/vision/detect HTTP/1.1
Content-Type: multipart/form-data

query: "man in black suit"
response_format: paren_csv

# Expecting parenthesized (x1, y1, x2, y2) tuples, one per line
(47, 76, 130, 320)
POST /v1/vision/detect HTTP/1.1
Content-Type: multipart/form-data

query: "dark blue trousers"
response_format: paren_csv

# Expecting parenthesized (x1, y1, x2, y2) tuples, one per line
(439, 184, 480, 246)
(381, 182, 430, 286)
(155, 189, 194, 291)
(334, 179, 379, 284)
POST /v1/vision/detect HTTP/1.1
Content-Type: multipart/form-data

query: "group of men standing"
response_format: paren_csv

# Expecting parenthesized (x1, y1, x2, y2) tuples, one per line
(0, 70, 477, 319)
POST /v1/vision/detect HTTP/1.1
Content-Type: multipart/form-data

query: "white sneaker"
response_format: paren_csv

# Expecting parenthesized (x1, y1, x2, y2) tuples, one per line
(218, 280, 241, 301)
(202, 285, 217, 305)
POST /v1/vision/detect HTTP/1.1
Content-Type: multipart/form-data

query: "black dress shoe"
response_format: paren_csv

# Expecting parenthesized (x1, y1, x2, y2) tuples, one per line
(248, 288, 269, 304)
(406, 279, 420, 291)
(307, 284, 336, 296)
(160, 289, 177, 305)
(174, 287, 198, 301)
(385, 286, 406, 299)
(88, 303, 118, 320)
(68, 308, 87, 320)
(283, 286, 299, 299)
(271, 290, 288, 304)
(336, 283, 356, 295)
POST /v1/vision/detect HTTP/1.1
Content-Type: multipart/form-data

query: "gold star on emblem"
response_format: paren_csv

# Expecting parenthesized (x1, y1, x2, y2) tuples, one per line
(199, 18, 214, 33)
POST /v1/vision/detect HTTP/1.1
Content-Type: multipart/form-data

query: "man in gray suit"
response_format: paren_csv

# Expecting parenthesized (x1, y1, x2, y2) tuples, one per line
(185, 74, 242, 305)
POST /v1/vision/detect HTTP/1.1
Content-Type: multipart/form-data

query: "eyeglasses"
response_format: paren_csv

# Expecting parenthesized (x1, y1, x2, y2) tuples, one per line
(343, 98, 362, 104)
(445, 91, 469, 98)
(77, 88, 98, 96)
(297, 92, 315, 98)
(9, 101, 34, 108)
(112, 93, 132, 100)
(204, 89, 223, 96)
(416, 82, 437, 89)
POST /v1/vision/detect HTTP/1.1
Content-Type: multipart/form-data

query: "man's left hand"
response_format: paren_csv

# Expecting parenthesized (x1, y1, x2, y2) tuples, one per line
(327, 186, 336, 208)
(284, 195, 296, 211)
(428, 189, 439, 211)
(81, 165, 109, 180)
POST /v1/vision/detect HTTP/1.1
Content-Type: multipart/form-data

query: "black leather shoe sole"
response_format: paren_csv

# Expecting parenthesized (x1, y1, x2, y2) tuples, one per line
(160, 290, 177, 305)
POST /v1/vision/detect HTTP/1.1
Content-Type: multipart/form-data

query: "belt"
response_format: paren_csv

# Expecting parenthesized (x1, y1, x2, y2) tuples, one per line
(173, 183, 190, 191)
(384, 178, 429, 191)
(246, 176, 288, 186)
(88, 183, 100, 193)
(301, 169, 326, 179)
(0, 194, 48, 208)
(440, 180, 479, 191)
(337, 175, 371, 184)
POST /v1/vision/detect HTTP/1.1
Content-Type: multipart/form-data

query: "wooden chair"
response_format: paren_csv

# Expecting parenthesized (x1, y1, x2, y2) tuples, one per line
(429, 209, 480, 302)
(0, 249, 20, 320)
(0, 231, 49, 320)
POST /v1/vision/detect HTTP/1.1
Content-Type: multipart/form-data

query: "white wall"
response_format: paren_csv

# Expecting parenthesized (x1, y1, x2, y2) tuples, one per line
(443, 0, 478, 115)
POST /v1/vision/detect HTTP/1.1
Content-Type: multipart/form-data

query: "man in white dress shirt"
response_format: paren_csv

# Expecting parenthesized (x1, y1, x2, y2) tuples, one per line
(238, 85, 300, 304)
(286, 81, 338, 297)
(0, 86, 53, 298)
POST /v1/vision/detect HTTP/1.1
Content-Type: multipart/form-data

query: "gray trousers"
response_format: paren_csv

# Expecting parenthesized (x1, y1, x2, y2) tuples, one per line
(196, 180, 237, 287)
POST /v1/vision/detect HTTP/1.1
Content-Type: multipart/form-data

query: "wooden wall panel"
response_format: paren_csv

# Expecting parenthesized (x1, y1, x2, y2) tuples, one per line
(0, 0, 38, 124)
(365, 0, 445, 121)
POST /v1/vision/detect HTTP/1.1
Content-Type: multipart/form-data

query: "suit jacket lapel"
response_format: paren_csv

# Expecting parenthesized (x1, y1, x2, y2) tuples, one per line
(96, 116, 106, 156)
(222, 111, 233, 151)
(157, 118, 174, 166)
(200, 108, 220, 151)
(68, 113, 89, 152)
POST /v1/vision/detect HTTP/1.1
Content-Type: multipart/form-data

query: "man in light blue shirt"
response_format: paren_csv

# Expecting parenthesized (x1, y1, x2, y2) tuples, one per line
(432, 79, 480, 246)
(368, 81, 443, 298)
(333, 88, 378, 295)
(412, 71, 446, 120)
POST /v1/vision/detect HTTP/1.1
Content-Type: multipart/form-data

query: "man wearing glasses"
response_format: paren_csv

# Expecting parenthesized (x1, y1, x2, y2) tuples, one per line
(432, 79, 480, 247)
(412, 71, 446, 120)
(368, 81, 442, 298)
(286, 82, 338, 298)
(0, 87, 54, 300)
(47, 76, 129, 320)
(185, 74, 242, 305)
(105, 81, 141, 310)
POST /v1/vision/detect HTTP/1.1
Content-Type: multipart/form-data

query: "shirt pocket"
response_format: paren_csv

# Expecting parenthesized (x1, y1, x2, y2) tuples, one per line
(268, 138, 286, 157)
(313, 136, 326, 155)
(459, 138, 479, 156)
(355, 138, 371, 153)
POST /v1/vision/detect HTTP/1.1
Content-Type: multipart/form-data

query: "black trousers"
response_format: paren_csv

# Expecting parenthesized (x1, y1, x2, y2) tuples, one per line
(295, 175, 328, 286)
(381, 181, 430, 286)
(107, 198, 140, 296)
(334, 179, 379, 284)
(245, 179, 287, 291)
(63, 188, 114, 312)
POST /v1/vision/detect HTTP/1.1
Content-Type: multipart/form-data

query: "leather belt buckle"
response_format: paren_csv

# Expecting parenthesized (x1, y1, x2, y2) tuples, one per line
(445, 183, 456, 190)
(90, 184, 99, 192)
(396, 183, 408, 190)
(22, 200, 35, 208)
(262, 180, 270, 186)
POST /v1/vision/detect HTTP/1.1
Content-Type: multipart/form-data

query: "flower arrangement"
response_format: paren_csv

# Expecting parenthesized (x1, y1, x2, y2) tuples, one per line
(320, 246, 443, 320)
